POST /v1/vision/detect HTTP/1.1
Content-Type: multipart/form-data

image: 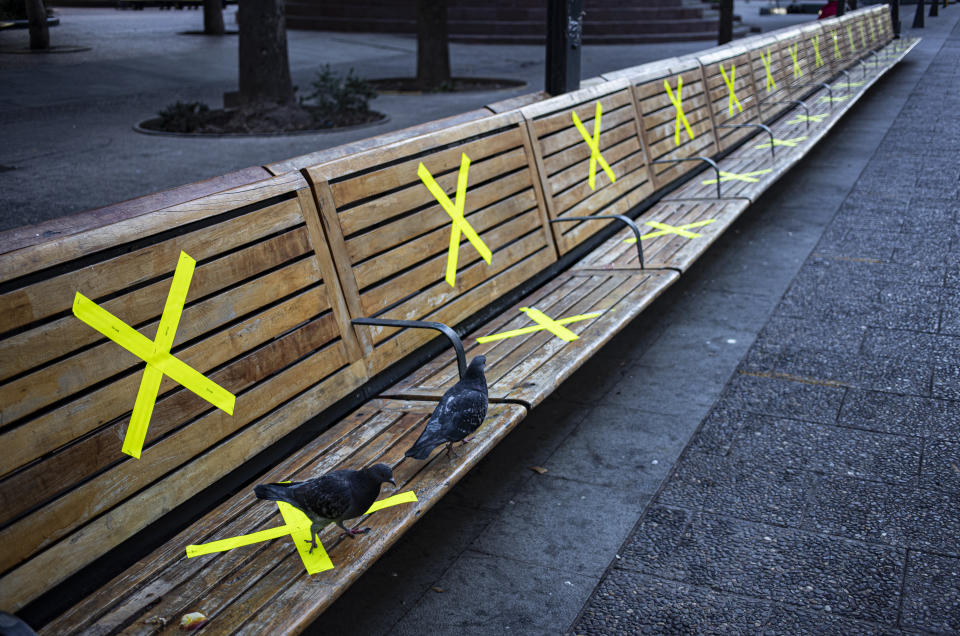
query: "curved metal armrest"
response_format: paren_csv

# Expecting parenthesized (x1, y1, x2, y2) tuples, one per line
(550, 215, 645, 267)
(651, 156, 723, 199)
(718, 123, 776, 160)
(351, 317, 467, 380)
(794, 82, 834, 108)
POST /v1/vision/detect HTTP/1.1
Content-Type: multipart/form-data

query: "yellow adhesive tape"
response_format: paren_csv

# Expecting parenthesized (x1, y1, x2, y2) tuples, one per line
(760, 48, 778, 92)
(832, 32, 842, 59)
(72, 251, 236, 460)
(418, 154, 493, 288)
(702, 169, 772, 185)
(834, 81, 865, 88)
(719, 63, 743, 116)
(623, 219, 717, 243)
(664, 76, 694, 146)
(185, 490, 418, 575)
(811, 35, 823, 68)
(571, 102, 617, 190)
(859, 23, 867, 49)
(787, 113, 829, 125)
(476, 308, 603, 343)
(847, 25, 856, 53)
(754, 136, 808, 149)
(819, 95, 852, 103)
(789, 43, 802, 79)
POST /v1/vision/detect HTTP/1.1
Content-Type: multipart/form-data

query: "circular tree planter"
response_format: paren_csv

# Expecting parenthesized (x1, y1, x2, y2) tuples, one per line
(135, 107, 388, 137)
(368, 77, 525, 94)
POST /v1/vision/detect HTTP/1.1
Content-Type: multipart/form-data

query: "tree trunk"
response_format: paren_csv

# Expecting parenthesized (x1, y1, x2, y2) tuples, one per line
(24, 0, 49, 50)
(416, 0, 451, 90)
(238, 0, 295, 106)
(203, 0, 225, 35)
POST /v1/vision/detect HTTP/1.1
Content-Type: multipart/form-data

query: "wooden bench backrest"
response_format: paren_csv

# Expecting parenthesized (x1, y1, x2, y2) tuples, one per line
(631, 59, 719, 190)
(520, 79, 655, 255)
(776, 23, 830, 98)
(305, 111, 557, 377)
(697, 45, 763, 153)
(748, 34, 795, 122)
(0, 173, 365, 612)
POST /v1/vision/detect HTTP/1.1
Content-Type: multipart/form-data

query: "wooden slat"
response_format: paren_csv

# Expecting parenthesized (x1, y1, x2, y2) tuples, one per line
(386, 269, 678, 407)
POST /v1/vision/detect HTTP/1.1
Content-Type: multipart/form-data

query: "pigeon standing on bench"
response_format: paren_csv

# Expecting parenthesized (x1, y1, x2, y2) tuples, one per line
(405, 355, 488, 460)
(253, 463, 395, 553)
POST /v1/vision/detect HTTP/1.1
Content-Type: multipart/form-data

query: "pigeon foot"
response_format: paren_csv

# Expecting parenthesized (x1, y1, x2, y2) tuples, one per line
(341, 526, 371, 539)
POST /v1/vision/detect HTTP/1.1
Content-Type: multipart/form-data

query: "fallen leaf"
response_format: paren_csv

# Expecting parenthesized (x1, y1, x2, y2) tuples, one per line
(431, 586, 445, 593)
(528, 466, 548, 475)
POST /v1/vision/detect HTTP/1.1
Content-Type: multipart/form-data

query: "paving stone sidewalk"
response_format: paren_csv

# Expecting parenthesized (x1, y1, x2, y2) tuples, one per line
(574, 18, 960, 636)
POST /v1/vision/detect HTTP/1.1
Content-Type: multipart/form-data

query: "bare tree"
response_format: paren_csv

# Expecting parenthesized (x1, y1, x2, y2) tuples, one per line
(238, 0, 295, 106)
(24, 0, 49, 50)
(416, 0, 451, 90)
(203, 0, 225, 35)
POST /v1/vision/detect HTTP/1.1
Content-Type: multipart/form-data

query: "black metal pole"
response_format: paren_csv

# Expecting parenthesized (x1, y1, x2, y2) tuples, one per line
(545, 0, 582, 95)
(890, 0, 901, 37)
(836, 0, 846, 18)
(718, 0, 734, 44)
(913, 0, 925, 27)
(930, 0, 938, 17)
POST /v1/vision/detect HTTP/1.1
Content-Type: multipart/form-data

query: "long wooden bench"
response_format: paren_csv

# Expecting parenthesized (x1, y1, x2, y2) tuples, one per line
(1, 5, 918, 633)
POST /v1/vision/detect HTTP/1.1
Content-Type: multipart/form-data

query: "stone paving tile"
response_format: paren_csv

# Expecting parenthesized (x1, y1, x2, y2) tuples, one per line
(921, 439, 960, 493)
(900, 551, 960, 634)
(712, 373, 846, 425)
(862, 328, 960, 365)
(686, 408, 767, 456)
(838, 389, 960, 441)
(656, 454, 812, 526)
(753, 314, 866, 355)
(617, 510, 905, 625)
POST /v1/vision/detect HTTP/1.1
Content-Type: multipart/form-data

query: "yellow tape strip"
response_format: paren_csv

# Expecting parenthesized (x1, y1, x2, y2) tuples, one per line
(185, 490, 418, 575)
(847, 25, 856, 53)
(719, 63, 743, 116)
(832, 32, 842, 60)
(760, 48, 778, 92)
(623, 219, 717, 243)
(819, 95, 852, 103)
(72, 251, 235, 460)
(475, 309, 603, 343)
(664, 77, 694, 146)
(811, 35, 823, 68)
(834, 81, 865, 88)
(754, 136, 808, 149)
(859, 23, 867, 49)
(702, 169, 772, 185)
(418, 154, 493, 288)
(787, 113, 828, 125)
(571, 102, 617, 190)
(789, 43, 802, 78)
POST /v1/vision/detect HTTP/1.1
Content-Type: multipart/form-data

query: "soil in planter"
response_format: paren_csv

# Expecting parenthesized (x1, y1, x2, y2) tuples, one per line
(140, 102, 385, 135)
(368, 77, 525, 94)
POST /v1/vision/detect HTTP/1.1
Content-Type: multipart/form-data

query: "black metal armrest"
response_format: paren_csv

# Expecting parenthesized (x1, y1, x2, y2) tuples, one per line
(550, 215, 645, 267)
(651, 156, 723, 199)
(352, 318, 467, 379)
(718, 123, 776, 160)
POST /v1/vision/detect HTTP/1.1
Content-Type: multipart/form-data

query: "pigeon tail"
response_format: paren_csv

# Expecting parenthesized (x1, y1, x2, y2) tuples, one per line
(254, 482, 297, 505)
(405, 431, 446, 460)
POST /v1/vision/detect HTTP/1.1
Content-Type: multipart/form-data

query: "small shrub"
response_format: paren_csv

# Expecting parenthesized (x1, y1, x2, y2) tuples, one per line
(302, 65, 377, 114)
(155, 101, 210, 133)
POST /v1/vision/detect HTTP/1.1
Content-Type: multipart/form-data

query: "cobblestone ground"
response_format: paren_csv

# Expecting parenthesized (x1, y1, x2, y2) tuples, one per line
(574, 20, 960, 636)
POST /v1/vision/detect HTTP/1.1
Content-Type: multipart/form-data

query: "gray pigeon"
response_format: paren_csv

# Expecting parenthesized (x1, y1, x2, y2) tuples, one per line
(254, 463, 395, 553)
(405, 355, 488, 460)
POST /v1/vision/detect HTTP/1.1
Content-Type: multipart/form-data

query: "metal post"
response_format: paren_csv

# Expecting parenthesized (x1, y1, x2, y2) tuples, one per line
(718, 0, 734, 45)
(837, 0, 846, 17)
(545, 0, 582, 95)
(351, 318, 468, 380)
(913, 0, 925, 27)
(930, 0, 938, 17)
(890, 0, 901, 37)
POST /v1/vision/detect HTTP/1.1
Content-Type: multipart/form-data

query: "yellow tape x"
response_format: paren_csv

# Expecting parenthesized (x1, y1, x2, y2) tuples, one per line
(186, 491, 418, 574)
(418, 154, 493, 288)
(759, 48, 778, 93)
(788, 43, 802, 79)
(847, 25, 856, 53)
(719, 63, 743, 116)
(832, 32, 842, 60)
(664, 77, 694, 146)
(572, 102, 617, 190)
(787, 113, 829, 125)
(476, 307, 604, 343)
(834, 81, 865, 88)
(754, 136, 807, 149)
(811, 35, 823, 68)
(859, 23, 867, 49)
(623, 219, 717, 243)
(702, 169, 772, 185)
(72, 251, 235, 460)
(819, 94, 852, 103)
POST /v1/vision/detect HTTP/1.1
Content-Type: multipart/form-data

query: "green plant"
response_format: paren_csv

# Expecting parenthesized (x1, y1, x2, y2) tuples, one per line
(155, 101, 210, 134)
(303, 65, 376, 114)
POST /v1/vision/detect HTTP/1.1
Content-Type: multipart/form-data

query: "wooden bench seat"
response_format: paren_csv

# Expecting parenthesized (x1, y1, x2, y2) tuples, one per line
(386, 268, 677, 406)
(40, 399, 526, 635)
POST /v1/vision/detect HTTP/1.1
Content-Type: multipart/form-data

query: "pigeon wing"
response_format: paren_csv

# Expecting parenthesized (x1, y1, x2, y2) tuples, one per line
(292, 473, 354, 522)
(439, 385, 488, 441)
